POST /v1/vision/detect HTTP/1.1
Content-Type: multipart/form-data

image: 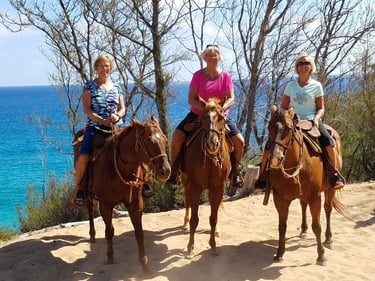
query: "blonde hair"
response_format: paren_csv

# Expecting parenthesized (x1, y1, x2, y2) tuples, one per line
(94, 54, 114, 71)
(294, 52, 316, 74)
(200, 45, 222, 61)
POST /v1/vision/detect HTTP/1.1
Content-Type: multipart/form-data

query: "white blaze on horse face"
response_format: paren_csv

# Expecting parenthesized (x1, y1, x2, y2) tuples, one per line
(270, 123, 284, 168)
(209, 110, 216, 130)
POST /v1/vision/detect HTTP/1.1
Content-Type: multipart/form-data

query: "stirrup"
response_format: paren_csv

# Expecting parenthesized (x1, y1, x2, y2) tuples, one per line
(330, 174, 344, 190)
(254, 178, 267, 193)
(71, 190, 85, 207)
(166, 175, 179, 186)
(232, 174, 243, 188)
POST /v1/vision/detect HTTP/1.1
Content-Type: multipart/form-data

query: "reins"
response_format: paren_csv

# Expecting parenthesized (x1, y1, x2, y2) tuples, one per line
(112, 123, 167, 189)
(270, 123, 305, 179)
(201, 125, 225, 168)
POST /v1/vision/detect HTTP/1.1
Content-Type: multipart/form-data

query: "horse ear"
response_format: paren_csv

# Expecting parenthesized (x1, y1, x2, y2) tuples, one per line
(288, 106, 295, 116)
(151, 114, 159, 123)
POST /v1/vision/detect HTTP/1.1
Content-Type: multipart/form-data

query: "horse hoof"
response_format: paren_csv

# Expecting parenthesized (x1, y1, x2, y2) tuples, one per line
(211, 249, 220, 257)
(186, 251, 195, 259)
(323, 240, 333, 249)
(316, 257, 327, 266)
(273, 255, 283, 262)
(106, 258, 115, 264)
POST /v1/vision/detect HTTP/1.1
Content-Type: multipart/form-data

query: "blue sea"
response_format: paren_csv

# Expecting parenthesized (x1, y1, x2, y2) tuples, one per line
(0, 84, 190, 230)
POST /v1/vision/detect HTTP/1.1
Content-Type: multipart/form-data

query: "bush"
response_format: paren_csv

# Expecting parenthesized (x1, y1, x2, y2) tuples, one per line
(0, 228, 17, 241)
(17, 176, 88, 233)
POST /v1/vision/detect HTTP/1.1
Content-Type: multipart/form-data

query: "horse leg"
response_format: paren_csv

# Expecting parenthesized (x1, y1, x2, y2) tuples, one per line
(208, 188, 223, 256)
(299, 199, 308, 238)
(186, 187, 201, 259)
(323, 189, 335, 249)
(273, 195, 290, 261)
(183, 197, 190, 229)
(99, 204, 115, 264)
(86, 197, 96, 243)
(127, 201, 149, 274)
(309, 195, 326, 265)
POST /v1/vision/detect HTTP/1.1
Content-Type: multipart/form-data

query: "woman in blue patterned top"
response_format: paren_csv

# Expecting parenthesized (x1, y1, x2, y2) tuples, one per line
(71, 54, 125, 207)
(255, 53, 344, 192)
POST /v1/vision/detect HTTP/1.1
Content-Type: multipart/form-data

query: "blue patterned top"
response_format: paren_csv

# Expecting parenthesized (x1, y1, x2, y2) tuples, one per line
(84, 80, 124, 127)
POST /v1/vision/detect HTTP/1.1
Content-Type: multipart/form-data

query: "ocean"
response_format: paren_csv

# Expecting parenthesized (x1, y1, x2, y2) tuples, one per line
(0, 84, 190, 230)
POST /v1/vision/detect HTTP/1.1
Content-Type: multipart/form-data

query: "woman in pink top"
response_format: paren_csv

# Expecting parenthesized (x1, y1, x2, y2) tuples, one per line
(168, 45, 245, 190)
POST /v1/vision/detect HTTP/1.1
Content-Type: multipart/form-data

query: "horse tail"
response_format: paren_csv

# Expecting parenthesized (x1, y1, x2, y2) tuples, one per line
(332, 194, 353, 221)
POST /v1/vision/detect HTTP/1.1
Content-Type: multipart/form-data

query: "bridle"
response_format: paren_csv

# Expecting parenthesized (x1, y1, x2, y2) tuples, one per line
(269, 119, 305, 179)
(112, 122, 167, 187)
(201, 108, 226, 167)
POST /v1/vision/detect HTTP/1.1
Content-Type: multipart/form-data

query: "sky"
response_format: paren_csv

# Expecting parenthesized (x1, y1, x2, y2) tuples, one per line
(0, 2, 228, 87)
(0, 4, 54, 87)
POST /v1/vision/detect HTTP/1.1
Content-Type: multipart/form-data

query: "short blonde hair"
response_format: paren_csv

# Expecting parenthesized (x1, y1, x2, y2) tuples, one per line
(94, 54, 114, 71)
(294, 52, 316, 74)
(200, 45, 222, 61)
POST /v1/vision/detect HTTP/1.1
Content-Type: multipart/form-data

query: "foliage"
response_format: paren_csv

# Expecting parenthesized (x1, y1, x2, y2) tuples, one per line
(324, 52, 375, 182)
(16, 176, 88, 233)
(0, 228, 17, 242)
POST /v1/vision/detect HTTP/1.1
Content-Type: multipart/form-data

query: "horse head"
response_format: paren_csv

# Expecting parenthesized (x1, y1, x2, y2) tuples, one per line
(200, 98, 226, 157)
(132, 115, 171, 183)
(268, 105, 297, 169)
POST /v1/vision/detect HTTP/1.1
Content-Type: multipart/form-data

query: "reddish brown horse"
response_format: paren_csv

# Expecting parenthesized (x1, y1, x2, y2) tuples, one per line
(74, 115, 170, 272)
(179, 98, 232, 258)
(266, 105, 347, 265)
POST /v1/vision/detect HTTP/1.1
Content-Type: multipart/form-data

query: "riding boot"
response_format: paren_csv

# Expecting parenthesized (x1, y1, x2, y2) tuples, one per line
(227, 152, 244, 196)
(71, 155, 89, 207)
(254, 149, 269, 192)
(232, 164, 244, 188)
(166, 162, 180, 186)
(166, 130, 185, 186)
(325, 145, 344, 189)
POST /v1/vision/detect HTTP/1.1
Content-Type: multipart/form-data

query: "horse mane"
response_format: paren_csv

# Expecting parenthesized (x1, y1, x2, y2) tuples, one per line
(205, 97, 221, 108)
(203, 97, 225, 118)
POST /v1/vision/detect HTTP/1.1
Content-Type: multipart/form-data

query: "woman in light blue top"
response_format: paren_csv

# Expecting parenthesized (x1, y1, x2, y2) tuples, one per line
(255, 53, 344, 191)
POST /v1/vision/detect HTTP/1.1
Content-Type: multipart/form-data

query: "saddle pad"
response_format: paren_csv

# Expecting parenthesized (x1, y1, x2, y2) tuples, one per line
(302, 131, 322, 154)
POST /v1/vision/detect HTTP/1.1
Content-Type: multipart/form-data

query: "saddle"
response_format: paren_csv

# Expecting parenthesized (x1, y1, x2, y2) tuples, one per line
(72, 125, 118, 197)
(72, 125, 118, 163)
(295, 119, 322, 154)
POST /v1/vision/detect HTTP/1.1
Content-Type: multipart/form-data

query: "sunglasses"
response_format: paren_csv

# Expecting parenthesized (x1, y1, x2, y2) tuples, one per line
(297, 61, 311, 66)
(206, 44, 219, 49)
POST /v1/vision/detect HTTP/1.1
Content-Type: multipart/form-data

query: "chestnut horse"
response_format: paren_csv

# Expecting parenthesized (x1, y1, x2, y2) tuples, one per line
(265, 105, 347, 265)
(73, 115, 170, 272)
(179, 98, 232, 258)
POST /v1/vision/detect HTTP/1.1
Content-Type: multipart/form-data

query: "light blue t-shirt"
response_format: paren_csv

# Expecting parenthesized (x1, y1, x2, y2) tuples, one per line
(284, 78, 324, 120)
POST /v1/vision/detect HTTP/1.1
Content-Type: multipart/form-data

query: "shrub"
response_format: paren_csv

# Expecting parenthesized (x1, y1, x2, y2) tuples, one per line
(0, 228, 17, 241)
(17, 176, 88, 233)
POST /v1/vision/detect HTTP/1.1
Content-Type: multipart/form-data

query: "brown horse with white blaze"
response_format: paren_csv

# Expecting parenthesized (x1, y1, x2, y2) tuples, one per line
(74, 115, 170, 273)
(180, 98, 232, 258)
(266, 105, 347, 265)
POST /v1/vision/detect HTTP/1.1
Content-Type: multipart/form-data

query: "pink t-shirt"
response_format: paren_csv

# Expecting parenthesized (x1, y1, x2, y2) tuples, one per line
(190, 69, 233, 115)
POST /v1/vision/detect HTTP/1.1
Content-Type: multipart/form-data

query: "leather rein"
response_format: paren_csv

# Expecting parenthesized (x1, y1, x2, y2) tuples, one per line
(270, 122, 305, 179)
(201, 123, 226, 167)
(112, 124, 167, 188)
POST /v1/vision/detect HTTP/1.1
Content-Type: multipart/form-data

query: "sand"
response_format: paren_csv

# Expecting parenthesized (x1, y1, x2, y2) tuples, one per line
(1, 182, 374, 281)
